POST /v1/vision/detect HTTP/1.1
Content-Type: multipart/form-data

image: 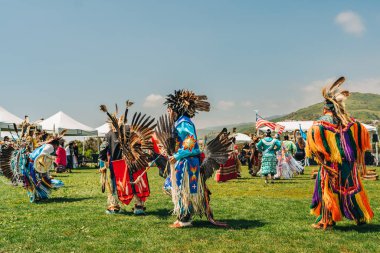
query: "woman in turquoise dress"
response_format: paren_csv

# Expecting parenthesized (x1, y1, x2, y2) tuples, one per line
(256, 129, 281, 183)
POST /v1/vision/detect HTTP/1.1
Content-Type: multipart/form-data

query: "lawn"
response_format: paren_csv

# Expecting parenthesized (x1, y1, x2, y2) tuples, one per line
(0, 166, 379, 253)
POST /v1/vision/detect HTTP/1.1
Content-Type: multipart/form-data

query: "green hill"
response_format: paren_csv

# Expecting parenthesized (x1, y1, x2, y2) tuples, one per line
(274, 92, 380, 123)
(198, 92, 380, 138)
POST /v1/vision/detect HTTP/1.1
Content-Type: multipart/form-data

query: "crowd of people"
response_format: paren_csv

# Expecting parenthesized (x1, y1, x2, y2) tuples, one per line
(0, 77, 375, 230)
(223, 130, 307, 184)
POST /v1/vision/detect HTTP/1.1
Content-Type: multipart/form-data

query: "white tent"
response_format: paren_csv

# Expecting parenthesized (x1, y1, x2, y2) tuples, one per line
(362, 123, 377, 132)
(0, 106, 23, 131)
(259, 120, 377, 133)
(39, 111, 97, 136)
(259, 121, 313, 133)
(96, 123, 110, 137)
(235, 133, 252, 143)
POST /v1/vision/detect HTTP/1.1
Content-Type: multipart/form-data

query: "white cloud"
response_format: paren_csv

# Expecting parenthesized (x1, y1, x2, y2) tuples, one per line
(143, 94, 164, 108)
(299, 77, 380, 110)
(300, 77, 336, 104)
(335, 11, 365, 36)
(345, 78, 380, 94)
(217, 100, 235, 110)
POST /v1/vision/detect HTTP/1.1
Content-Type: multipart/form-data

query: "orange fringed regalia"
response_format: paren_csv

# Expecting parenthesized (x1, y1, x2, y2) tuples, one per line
(307, 115, 374, 227)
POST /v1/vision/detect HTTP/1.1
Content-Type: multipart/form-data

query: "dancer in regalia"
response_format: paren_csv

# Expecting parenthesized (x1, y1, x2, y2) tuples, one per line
(306, 77, 374, 229)
(156, 90, 232, 228)
(215, 128, 240, 182)
(25, 137, 65, 202)
(99, 102, 155, 215)
(275, 135, 304, 179)
(250, 135, 262, 176)
(256, 129, 281, 184)
(0, 119, 65, 202)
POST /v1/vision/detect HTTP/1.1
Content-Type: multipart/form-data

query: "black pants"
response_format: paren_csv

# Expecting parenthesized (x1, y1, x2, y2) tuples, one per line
(66, 156, 73, 169)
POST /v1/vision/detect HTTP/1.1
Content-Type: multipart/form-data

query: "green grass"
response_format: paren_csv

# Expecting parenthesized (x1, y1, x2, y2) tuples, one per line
(1, 166, 379, 253)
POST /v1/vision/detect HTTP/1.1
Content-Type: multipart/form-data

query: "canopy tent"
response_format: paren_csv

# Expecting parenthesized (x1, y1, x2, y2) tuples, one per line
(235, 133, 252, 143)
(96, 123, 110, 137)
(39, 111, 97, 136)
(258, 121, 313, 133)
(259, 120, 377, 133)
(362, 123, 377, 132)
(0, 106, 23, 132)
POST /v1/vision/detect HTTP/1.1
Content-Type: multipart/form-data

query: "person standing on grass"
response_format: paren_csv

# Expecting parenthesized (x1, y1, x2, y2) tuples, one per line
(73, 142, 79, 168)
(250, 135, 262, 176)
(65, 142, 73, 173)
(275, 135, 303, 179)
(306, 77, 374, 230)
(215, 128, 240, 182)
(256, 129, 281, 184)
(164, 90, 210, 228)
(99, 102, 154, 216)
(55, 140, 67, 173)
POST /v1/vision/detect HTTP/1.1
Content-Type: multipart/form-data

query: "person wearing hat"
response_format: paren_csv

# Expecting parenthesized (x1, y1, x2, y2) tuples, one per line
(256, 129, 281, 184)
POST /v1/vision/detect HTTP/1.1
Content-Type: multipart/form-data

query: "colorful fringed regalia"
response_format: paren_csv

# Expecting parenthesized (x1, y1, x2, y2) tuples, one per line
(99, 101, 155, 215)
(156, 90, 232, 228)
(306, 77, 374, 229)
(275, 139, 304, 179)
(215, 129, 240, 182)
(250, 136, 262, 176)
(0, 117, 65, 203)
(25, 140, 65, 202)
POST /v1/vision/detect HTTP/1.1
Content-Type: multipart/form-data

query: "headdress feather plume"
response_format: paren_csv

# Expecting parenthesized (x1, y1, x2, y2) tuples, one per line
(164, 89, 210, 118)
(322, 76, 352, 126)
(100, 101, 155, 172)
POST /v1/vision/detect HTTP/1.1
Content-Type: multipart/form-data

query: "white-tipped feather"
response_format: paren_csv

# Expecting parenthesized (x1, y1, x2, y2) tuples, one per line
(322, 76, 353, 126)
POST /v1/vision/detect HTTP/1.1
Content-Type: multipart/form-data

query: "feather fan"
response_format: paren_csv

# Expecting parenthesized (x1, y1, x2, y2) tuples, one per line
(155, 113, 176, 156)
(201, 130, 233, 181)
(100, 103, 156, 172)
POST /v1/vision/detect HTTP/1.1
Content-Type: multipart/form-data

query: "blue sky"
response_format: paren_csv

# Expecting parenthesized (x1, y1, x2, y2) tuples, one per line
(0, 0, 379, 128)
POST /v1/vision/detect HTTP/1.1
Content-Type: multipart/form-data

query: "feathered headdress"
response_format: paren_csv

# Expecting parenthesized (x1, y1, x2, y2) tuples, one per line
(45, 129, 67, 145)
(164, 90, 210, 118)
(322, 76, 352, 126)
(100, 100, 156, 172)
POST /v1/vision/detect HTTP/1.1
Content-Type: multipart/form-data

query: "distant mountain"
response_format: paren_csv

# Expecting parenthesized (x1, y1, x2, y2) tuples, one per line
(267, 114, 285, 120)
(197, 122, 256, 138)
(197, 92, 380, 138)
(273, 92, 380, 122)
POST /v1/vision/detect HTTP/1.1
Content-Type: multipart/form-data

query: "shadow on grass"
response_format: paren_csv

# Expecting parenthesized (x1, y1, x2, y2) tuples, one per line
(231, 178, 261, 182)
(273, 181, 299, 185)
(334, 224, 380, 233)
(148, 208, 172, 218)
(51, 174, 71, 178)
(38, 197, 94, 204)
(295, 177, 316, 181)
(193, 219, 266, 230)
(117, 208, 172, 218)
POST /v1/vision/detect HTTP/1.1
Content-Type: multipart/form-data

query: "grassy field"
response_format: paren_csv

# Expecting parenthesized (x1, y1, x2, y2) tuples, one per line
(0, 166, 379, 253)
